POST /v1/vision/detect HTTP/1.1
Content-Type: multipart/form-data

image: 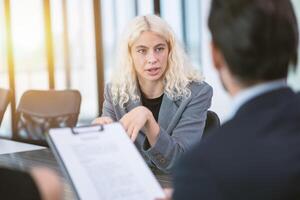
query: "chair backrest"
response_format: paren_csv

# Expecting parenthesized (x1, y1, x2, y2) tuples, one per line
(16, 90, 81, 143)
(203, 110, 221, 137)
(0, 88, 11, 126)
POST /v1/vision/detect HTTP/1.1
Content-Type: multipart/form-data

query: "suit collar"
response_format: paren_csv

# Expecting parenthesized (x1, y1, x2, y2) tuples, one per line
(158, 94, 179, 131)
(227, 79, 287, 120)
(234, 87, 296, 119)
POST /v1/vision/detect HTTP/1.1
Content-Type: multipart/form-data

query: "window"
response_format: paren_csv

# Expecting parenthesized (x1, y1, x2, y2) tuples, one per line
(0, 0, 11, 136)
(161, 0, 202, 68)
(288, 0, 300, 91)
(101, 0, 155, 82)
(0, 0, 206, 137)
(50, 0, 99, 123)
(0, 0, 48, 137)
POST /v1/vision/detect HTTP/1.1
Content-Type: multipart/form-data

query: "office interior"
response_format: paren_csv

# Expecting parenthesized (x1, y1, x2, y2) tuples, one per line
(0, 0, 299, 139)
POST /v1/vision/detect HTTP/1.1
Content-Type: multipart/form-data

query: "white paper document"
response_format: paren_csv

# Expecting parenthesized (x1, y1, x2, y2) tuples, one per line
(48, 123, 165, 200)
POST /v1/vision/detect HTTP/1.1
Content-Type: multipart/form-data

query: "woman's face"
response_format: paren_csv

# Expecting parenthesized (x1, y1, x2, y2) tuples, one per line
(131, 31, 169, 84)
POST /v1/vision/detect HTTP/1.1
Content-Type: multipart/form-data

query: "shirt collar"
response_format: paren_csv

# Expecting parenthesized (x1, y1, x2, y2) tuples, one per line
(226, 79, 288, 121)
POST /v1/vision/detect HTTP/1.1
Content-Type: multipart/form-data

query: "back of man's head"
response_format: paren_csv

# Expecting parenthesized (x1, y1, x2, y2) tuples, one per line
(208, 0, 299, 86)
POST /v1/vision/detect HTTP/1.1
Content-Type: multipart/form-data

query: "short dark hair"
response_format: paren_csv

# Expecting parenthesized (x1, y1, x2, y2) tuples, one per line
(208, 0, 299, 85)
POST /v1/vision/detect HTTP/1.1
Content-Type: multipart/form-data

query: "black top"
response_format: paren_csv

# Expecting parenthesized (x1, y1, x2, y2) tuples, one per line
(141, 92, 164, 121)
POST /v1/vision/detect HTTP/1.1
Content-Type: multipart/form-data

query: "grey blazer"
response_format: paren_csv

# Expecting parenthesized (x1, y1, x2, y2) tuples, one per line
(102, 81, 213, 174)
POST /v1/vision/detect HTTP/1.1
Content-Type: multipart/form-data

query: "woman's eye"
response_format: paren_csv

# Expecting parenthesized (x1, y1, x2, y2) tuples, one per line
(155, 47, 165, 52)
(137, 49, 146, 54)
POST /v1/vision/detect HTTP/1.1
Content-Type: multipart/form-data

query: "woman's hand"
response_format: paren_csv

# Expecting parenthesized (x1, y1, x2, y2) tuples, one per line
(120, 106, 160, 144)
(92, 117, 113, 125)
(120, 106, 151, 142)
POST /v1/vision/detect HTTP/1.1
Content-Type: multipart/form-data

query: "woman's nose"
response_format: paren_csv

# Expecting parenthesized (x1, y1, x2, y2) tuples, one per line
(146, 52, 158, 64)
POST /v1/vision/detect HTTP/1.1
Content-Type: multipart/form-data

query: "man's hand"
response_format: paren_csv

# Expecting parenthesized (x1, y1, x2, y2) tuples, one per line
(30, 167, 63, 200)
(156, 188, 173, 200)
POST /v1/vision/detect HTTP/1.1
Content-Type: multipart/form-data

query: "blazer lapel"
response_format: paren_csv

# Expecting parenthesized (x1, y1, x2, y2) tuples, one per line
(125, 99, 142, 113)
(158, 95, 178, 131)
(234, 87, 295, 119)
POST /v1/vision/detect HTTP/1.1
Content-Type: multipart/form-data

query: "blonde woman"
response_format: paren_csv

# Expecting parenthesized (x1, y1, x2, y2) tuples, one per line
(93, 15, 212, 174)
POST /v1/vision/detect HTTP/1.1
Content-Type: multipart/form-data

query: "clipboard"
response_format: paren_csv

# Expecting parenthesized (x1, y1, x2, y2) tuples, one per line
(47, 123, 165, 200)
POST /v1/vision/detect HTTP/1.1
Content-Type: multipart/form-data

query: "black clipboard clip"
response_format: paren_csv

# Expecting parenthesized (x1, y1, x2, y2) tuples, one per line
(71, 124, 104, 135)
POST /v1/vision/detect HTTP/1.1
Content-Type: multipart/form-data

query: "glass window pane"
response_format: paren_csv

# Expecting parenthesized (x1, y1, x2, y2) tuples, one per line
(184, 0, 201, 68)
(51, 0, 67, 89)
(11, 0, 48, 101)
(101, 0, 116, 81)
(51, 0, 99, 123)
(115, 0, 135, 36)
(160, 0, 183, 42)
(67, 0, 98, 123)
(2, 0, 48, 138)
(161, 0, 202, 69)
(288, 0, 300, 91)
(0, 0, 8, 87)
(101, 0, 136, 82)
(0, 0, 12, 137)
(138, 0, 154, 15)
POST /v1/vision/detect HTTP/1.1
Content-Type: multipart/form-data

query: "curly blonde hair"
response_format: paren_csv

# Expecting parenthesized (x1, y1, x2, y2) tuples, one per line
(110, 14, 204, 107)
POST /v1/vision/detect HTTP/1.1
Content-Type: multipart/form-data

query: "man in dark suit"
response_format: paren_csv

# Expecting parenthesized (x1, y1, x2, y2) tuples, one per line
(172, 0, 300, 199)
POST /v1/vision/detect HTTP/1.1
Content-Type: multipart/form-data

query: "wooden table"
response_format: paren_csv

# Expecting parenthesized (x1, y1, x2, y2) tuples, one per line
(0, 148, 172, 199)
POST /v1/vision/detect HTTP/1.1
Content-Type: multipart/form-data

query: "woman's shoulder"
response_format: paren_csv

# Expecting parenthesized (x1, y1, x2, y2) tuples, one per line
(189, 81, 213, 97)
(104, 82, 114, 92)
(105, 82, 112, 89)
(104, 82, 114, 97)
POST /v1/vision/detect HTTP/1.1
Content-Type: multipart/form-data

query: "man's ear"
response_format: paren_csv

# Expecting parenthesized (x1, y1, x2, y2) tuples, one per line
(210, 42, 225, 72)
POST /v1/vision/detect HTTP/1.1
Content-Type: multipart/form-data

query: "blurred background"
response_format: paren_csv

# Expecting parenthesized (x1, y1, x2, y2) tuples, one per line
(0, 0, 299, 139)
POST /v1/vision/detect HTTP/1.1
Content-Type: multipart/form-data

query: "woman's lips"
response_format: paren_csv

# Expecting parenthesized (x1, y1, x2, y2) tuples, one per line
(146, 67, 160, 76)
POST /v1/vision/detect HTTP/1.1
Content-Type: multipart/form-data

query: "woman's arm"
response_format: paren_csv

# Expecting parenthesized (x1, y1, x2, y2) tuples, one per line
(142, 83, 213, 172)
(93, 84, 117, 124)
(119, 106, 160, 142)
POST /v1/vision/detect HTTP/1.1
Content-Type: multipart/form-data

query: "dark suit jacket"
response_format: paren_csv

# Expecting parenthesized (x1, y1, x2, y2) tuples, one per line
(0, 168, 41, 199)
(173, 88, 300, 200)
